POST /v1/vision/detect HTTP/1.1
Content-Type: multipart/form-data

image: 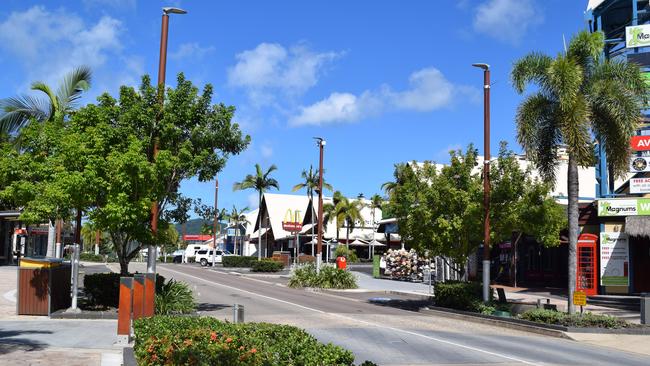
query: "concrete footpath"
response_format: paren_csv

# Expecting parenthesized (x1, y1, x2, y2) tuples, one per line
(0, 265, 123, 366)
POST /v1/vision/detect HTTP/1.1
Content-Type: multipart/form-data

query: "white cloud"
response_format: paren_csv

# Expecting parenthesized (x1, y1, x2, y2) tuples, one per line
(0, 6, 138, 94)
(170, 42, 215, 61)
(260, 144, 273, 159)
(291, 67, 477, 126)
(228, 43, 341, 104)
(473, 0, 543, 45)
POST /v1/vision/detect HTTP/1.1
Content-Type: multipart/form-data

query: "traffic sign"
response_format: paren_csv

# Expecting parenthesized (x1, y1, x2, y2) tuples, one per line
(573, 290, 587, 307)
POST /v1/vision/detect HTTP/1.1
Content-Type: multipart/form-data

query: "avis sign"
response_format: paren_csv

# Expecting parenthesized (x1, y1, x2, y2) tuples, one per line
(598, 198, 650, 216)
(626, 24, 650, 48)
(630, 136, 650, 151)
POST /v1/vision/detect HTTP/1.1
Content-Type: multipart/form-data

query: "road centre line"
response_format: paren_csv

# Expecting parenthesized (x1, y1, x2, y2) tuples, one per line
(160, 266, 542, 366)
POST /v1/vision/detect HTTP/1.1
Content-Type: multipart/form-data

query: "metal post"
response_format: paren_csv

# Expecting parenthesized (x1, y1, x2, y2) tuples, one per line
(132, 274, 145, 320)
(473, 63, 491, 303)
(212, 177, 219, 267)
(641, 293, 649, 325)
(315, 138, 325, 273)
(69, 243, 80, 311)
(117, 277, 133, 344)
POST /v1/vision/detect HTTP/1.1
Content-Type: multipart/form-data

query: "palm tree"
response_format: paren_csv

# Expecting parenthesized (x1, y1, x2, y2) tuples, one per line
(292, 165, 333, 255)
(512, 31, 647, 313)
(324, 191, 363, 251)
(233, 164, 279, 259)
(381, 163, 407, 197)
(323, 191, 345, 243)
(0, 66, 92, 138)
(229, 205, 248, 255)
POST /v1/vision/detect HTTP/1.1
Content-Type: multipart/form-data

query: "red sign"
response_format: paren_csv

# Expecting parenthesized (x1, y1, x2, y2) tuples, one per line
(182, 234, 213, 241)
(630, 136, 650, 151)
(282, 222, 302, 232)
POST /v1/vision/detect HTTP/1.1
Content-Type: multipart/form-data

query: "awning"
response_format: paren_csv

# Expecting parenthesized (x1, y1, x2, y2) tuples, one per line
(348, 239, 369, 247)
(625, 216, 650, 237)
(368, 239, 386, 247)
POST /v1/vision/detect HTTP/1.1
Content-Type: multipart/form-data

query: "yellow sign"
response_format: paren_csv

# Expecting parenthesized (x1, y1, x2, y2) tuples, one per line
(573, 290, 587, 306)
(283, 209, 302, 223)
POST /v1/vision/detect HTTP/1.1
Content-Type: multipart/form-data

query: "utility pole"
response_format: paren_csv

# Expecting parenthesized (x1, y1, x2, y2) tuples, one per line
(314, 137, 325, 273)
(212, 177, 219, 267)
(148, 6, 187, 275)
(473, 63, 491, 302)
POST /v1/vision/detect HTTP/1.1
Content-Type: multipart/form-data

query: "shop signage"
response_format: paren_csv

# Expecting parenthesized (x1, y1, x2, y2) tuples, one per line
(630, 177, 650, 194)
(626, 24, 650, 48)
(630, 156, 650, 172)
(599, 232, 629, 286)
(597, 198, 650, 216)
(630, 135, 650, 151)
(282, 209, 303, 232)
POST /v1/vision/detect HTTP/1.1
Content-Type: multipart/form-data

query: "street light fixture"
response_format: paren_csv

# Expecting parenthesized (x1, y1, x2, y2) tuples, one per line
(148, 6, 187, 275)
(314, 137, 325, 273)
(472, 63, 491, 302)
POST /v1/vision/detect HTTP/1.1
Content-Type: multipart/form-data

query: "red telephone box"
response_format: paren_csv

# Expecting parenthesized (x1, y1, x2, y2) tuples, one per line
(577, 233, 598, 296)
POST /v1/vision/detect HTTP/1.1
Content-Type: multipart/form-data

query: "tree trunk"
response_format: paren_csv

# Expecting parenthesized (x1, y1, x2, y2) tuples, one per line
(119, 256, 129, 275)
(258, 192, 263, 260)
(567, 154, 579, 314)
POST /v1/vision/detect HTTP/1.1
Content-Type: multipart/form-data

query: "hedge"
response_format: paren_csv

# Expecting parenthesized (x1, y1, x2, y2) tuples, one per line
(222, 256, 258, 267)
(434, 281, 492, 311)
(83, 272, 165, 308)
(251, 259, 284, 272)
(288, 264, 357, 289)
(519, 309, 629, 328)
(133, 316, 364, 365)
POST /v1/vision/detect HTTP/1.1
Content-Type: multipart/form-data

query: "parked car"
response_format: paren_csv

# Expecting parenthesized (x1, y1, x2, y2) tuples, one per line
(171, 249, 184, 263)
(195, 249, 233, 267)
(183, 244, 209, 263)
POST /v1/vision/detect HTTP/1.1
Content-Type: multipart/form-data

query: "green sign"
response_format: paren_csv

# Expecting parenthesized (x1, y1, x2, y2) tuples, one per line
(598, 198, 650, 216)
(626, 25, 650, 48)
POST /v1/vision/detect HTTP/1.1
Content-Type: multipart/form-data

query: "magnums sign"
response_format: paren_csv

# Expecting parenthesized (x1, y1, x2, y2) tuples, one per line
(598, 198, 650, 216)
(626, 24, 650, 48)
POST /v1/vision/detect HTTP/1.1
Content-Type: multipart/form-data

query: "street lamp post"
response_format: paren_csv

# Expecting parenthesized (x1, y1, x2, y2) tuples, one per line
(314, 137, 325, 274)
(472, 63, 491, 302)
(212, 177, 219, 267)
(148, 6, 187, 274)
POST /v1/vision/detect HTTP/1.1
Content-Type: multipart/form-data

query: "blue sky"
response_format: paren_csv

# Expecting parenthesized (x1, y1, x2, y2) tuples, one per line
(0, 0, 587, 218)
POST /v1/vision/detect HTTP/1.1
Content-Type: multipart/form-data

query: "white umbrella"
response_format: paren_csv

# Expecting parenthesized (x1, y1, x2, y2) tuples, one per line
(348, 239, 369, 246)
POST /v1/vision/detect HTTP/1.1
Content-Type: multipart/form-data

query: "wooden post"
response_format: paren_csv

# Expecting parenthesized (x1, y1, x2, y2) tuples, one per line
(117, 277, 133, 343)
(143, 273, 155, 317)
(132, 274, 145, 320)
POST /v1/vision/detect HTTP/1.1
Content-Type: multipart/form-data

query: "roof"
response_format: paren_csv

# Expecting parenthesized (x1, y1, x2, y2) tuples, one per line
(625, 216, 650, 237)
(586, 0, 605, 12)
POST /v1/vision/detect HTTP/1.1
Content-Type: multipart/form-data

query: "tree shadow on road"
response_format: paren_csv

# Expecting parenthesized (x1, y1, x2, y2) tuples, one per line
(0, 329, 51, 355)
(196, 303, 230, 312)
(367, 298, 435, 312)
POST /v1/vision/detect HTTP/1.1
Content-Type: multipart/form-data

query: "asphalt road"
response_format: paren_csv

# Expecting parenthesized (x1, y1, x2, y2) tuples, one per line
(154, 263, 650, 366)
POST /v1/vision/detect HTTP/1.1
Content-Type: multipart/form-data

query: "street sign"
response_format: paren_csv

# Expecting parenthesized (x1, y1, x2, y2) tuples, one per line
(630, 178, 650, 194)
(282, 221, 302, 232)
(573, 290, 587, 307)
(630, 157, 650, 172)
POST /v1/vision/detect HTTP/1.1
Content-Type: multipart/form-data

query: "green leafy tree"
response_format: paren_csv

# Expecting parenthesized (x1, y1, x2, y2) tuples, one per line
(158, 223, 180, 261)
(292, 165, 333, 252)
(233, 164, 279, 259)
(511, 31, 647, 312)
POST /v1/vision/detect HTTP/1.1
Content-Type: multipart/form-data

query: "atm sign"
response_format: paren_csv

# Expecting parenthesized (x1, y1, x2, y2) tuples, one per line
(630, 136, 650, 151)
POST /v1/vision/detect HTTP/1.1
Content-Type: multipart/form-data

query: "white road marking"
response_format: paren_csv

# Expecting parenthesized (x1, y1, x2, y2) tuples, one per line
(3, 289, 16, 303)
(160, 266, 543, 366)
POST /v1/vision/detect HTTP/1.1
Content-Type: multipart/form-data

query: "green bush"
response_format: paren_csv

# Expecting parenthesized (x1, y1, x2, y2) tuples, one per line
(155, 279, 196, 315)
(83, 272, 165, 308)
(134, 316, 359, 365)
(434, 281, 492, 311)
(288, 264, 358, 289)
(334, 246, 358, 263)
(222, 256, 258, 267)
(519, 309, 628, 328)
(251, 259, 284, 272)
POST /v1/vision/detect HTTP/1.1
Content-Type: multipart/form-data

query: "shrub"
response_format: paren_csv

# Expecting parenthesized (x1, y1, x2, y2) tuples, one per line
(133, 316, 358, 365)
(334, 246, 358, 263)
(83, 272, 165, 308)
(222, 256, 258, 267)
(434, 281, 492, 311)
(288, 264, 358, 289)
(155, 279, 196, 315)
(251, 259, 284, 272)
(519, 309, 628, 328)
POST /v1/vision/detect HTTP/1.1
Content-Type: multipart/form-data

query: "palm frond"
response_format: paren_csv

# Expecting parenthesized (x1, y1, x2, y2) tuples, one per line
(567, 30, 604, 68)
(547, 55, 583, 112)
(0, 95, 52, 135)
(56, 66, 92, 113)
(30, 81, 58, 115)
(511, 52, 553, 94)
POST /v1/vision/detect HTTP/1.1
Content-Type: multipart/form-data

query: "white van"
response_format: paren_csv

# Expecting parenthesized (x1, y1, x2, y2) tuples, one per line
(183, 244, 209, 263)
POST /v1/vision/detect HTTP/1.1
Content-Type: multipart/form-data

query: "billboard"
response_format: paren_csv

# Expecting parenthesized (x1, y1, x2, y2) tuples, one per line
(597, 198, 650, 216)
(626, 24, 650, 48)
(600, 232, 629, 286)
(630, 177, 650, 194)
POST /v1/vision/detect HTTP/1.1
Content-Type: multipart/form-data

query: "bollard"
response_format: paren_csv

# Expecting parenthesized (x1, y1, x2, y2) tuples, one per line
(132, 274, 145, 320)
(143, 273, 156, 317)
(117, 277, 133, 344)
(642, 293, 649, 325)
(233, 304, 244, 323)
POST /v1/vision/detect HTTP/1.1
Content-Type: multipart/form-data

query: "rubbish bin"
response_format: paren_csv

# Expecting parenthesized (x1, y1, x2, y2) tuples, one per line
(17, 257, 71, 315)
(336, 256, 347, 270)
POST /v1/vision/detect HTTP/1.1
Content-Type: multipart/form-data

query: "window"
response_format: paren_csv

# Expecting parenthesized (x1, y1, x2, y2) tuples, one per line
(197, 250, 207, 255)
